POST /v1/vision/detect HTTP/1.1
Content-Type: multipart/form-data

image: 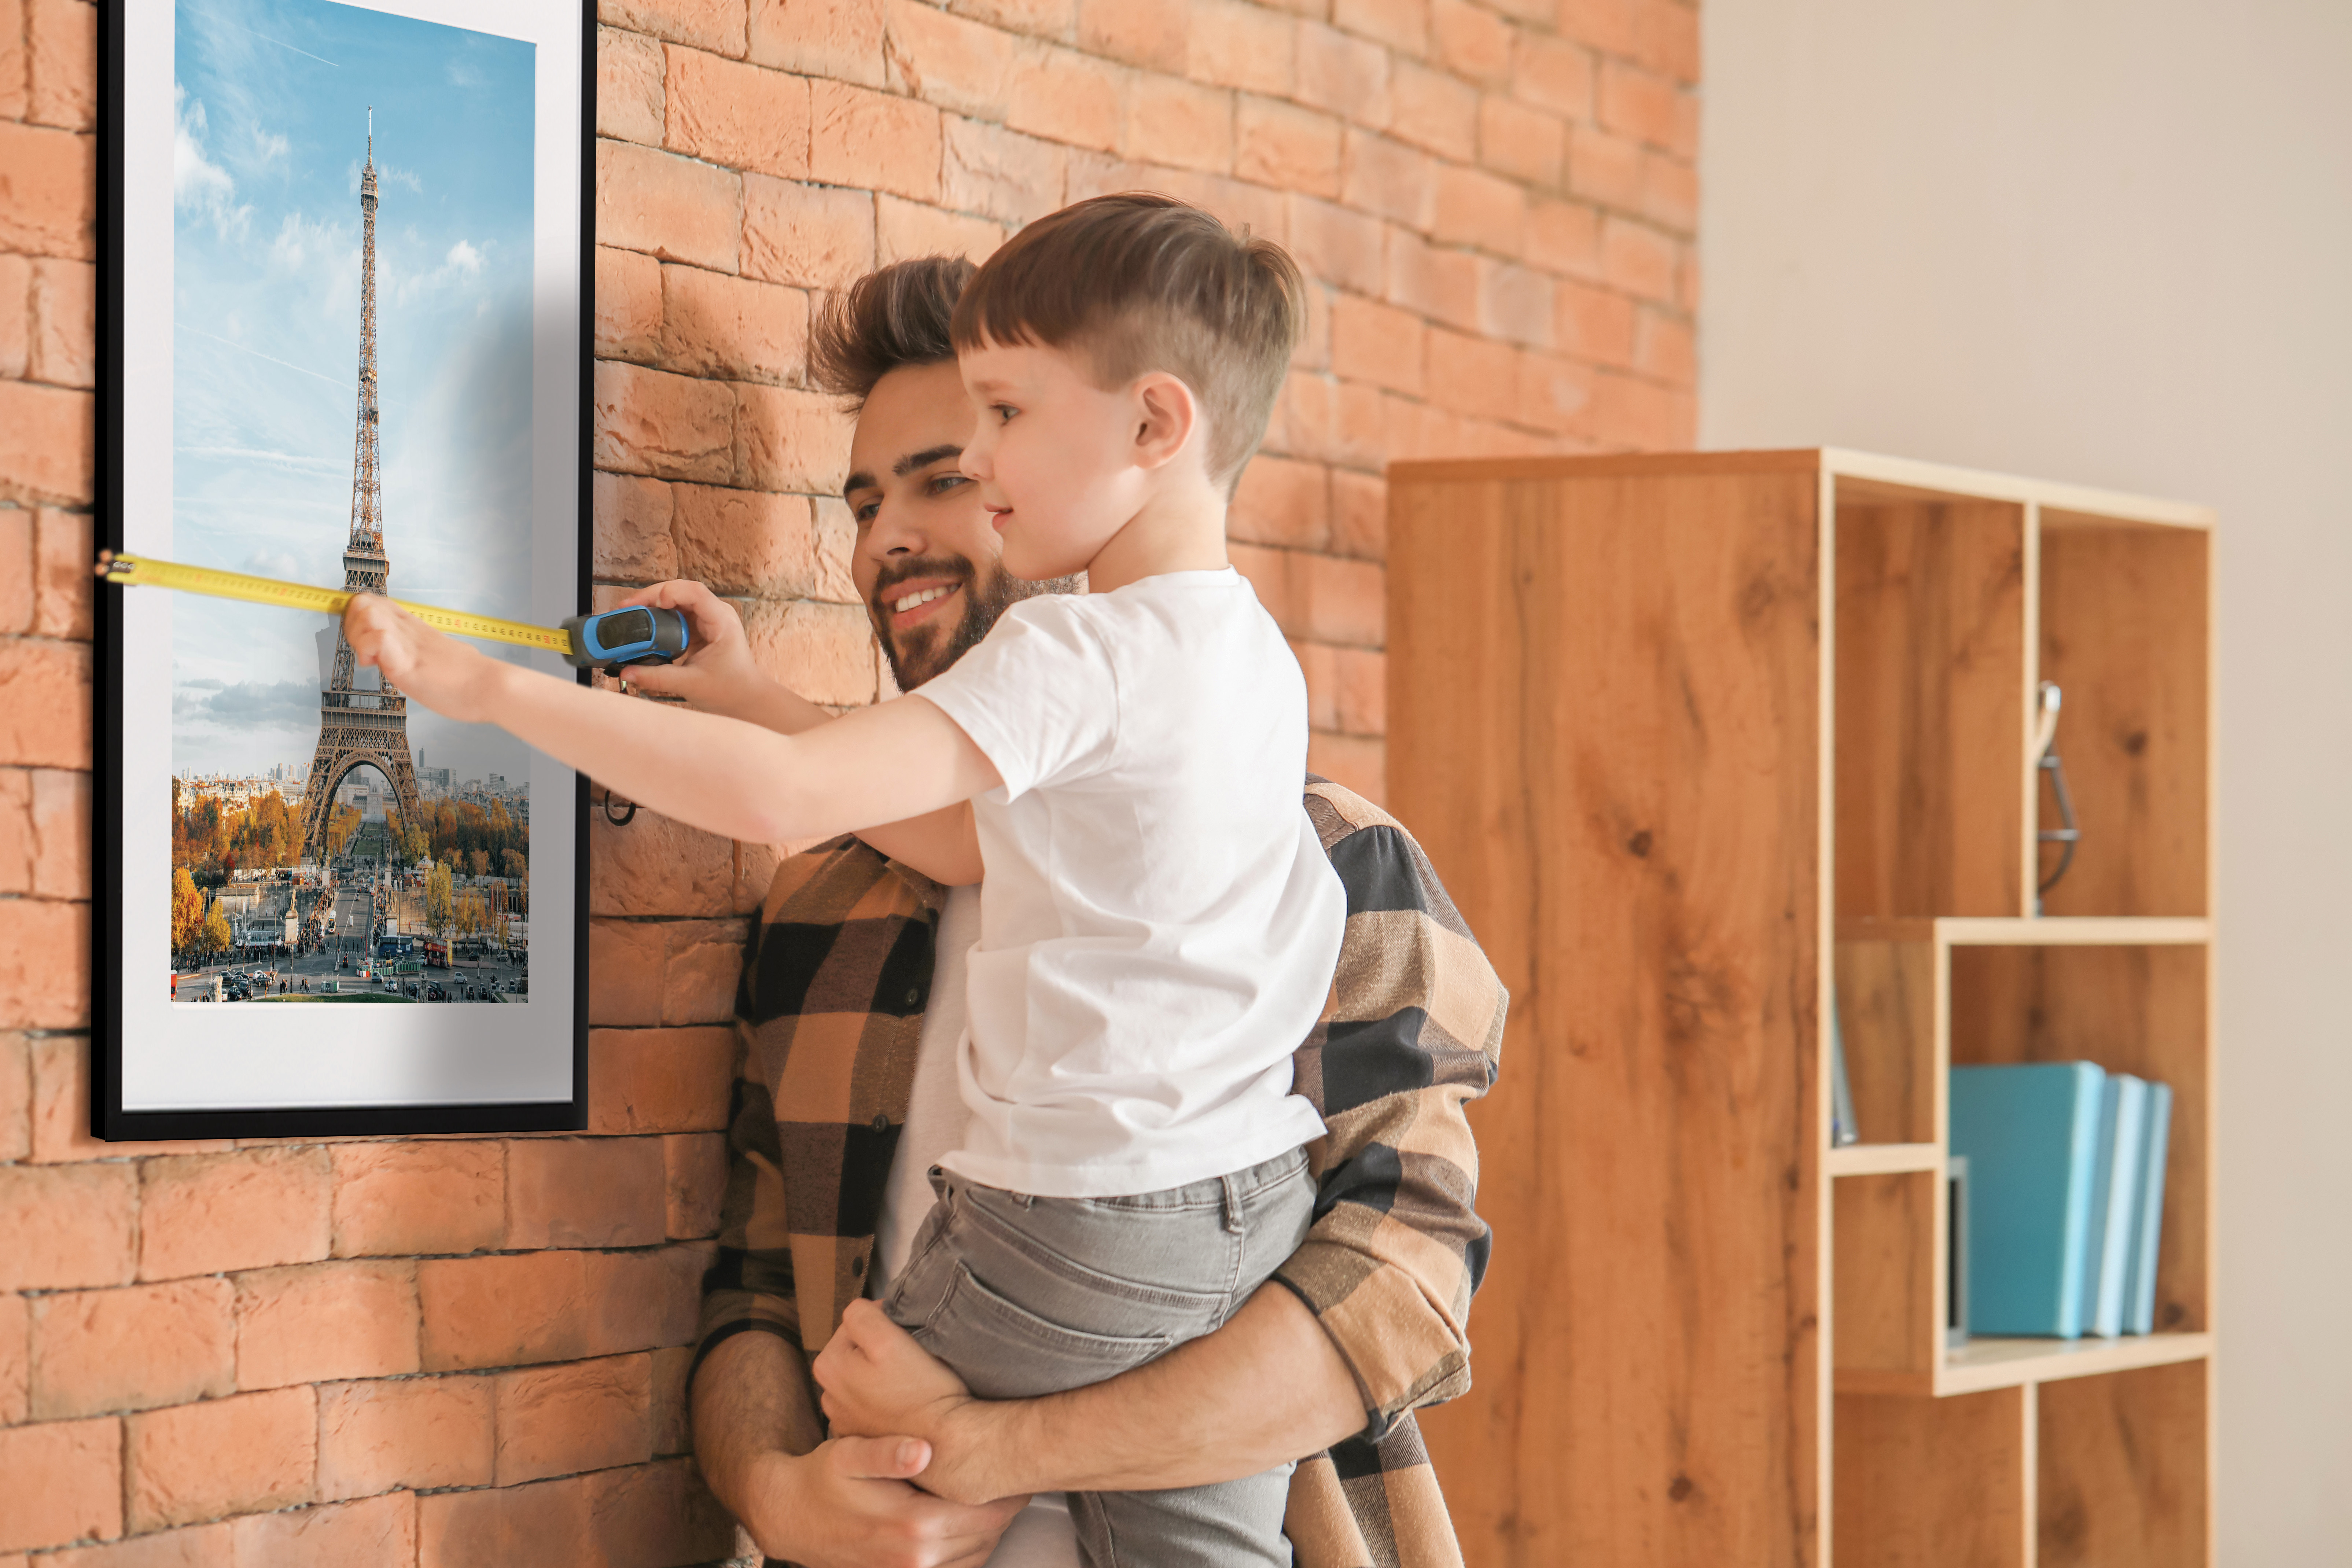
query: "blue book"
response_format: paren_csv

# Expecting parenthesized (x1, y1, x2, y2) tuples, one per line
(1949, 1062, 2108, 1338)
(2125, 1081, 2174, 1334)
(2079, 1075, 2120, 1329)
(2089, 1075, 2149, 1337)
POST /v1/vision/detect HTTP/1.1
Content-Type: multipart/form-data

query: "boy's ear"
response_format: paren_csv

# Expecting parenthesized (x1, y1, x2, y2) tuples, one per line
(1129, 371, 1201, 473)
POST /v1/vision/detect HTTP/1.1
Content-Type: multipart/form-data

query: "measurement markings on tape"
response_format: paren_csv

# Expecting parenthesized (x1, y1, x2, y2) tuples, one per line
(97, 551, 575, 654)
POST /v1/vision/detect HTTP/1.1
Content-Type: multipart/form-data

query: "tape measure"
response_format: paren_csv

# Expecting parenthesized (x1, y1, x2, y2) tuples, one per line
(96, 551, 691, 672)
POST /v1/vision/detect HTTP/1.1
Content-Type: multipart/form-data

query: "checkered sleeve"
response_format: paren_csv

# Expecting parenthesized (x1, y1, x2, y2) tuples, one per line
(1276, 782, 1508, 1440)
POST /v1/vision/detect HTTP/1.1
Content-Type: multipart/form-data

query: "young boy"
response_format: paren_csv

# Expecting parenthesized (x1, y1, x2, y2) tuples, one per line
(342, 194, 1340, 1565)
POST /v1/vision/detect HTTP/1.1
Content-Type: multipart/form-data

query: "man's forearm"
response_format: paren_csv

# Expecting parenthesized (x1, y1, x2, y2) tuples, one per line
(694, 1330, 825, 1530)
(948, 1283, 1366, 1499)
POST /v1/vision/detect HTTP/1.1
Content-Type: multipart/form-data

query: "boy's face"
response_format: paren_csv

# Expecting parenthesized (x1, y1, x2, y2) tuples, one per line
(845, 359, 1071, 691)
(956, 339, 1163, 582)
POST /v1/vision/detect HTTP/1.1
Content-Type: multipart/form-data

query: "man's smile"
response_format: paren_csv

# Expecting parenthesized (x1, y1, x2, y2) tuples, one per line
(883, 577, 962, 631)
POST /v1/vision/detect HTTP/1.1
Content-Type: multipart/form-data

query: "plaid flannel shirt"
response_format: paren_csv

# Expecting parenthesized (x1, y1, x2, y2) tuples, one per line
(693, 779, 1508, 1568)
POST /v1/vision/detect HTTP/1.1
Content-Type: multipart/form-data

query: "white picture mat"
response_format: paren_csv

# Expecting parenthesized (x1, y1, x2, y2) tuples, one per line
(116, 0, 582, 1110)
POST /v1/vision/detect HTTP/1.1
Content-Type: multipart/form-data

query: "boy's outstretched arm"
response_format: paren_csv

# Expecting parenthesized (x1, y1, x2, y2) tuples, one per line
(342, 594, 994, 884)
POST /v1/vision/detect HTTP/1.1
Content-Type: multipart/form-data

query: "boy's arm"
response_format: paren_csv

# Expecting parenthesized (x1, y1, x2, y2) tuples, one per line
(343, 594, 990, 885)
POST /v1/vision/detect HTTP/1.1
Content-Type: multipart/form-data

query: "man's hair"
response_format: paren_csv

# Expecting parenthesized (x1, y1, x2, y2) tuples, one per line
(951, 193, 1304, 487)
(808, 255, 977, 410)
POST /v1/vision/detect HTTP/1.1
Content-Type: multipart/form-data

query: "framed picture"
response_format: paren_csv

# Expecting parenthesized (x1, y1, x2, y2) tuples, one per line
(93, 0, 595, 1137)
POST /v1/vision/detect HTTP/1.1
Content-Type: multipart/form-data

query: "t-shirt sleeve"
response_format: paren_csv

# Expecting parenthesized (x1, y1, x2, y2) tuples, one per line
(912, 596, 1119, 799)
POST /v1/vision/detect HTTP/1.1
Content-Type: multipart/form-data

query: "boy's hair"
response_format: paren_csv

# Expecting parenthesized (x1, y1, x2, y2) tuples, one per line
(808, 255, 978, 410)
(951, 193, 1304, 487)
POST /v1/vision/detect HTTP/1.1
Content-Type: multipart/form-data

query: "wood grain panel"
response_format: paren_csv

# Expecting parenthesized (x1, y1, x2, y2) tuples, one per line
(2038, 1360, 2209, 1568)
(1834, 1388, 2032, 1568)
(1834, 499, 2028, 919)
(1833, 1172, 1938, 1383)
(2037, 525, 2209, 917)
(1834, 940, 1938, 1145)
(1948, 945, 2209, 1332)
(1390, 468, 1823, 1568)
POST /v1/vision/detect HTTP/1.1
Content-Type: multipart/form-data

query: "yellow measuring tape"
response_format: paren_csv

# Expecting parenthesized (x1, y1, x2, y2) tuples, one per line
(96, 551, 574, 655)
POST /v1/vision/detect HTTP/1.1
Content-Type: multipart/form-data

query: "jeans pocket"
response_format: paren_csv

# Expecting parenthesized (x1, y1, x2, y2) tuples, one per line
(913, 1260, 1177, 1400)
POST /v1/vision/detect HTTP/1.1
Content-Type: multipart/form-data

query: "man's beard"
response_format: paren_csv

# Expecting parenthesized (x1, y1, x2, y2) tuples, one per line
(872, 556, 1082, 691)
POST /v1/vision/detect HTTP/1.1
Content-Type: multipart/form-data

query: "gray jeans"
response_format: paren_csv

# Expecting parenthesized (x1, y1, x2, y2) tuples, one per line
(881, 1149, 1318, 1568)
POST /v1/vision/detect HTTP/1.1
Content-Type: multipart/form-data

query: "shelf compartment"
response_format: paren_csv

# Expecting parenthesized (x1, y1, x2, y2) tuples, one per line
(1835, 1386, 2033, 1568)
(2039, 1358, 2209, 1567)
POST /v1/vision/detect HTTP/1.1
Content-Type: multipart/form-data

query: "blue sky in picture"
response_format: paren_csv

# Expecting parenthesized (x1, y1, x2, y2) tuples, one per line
(170, 0, 537, 786)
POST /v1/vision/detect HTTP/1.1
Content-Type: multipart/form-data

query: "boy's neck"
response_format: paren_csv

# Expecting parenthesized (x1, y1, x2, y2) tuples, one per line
(1083, 473, 1230, 595)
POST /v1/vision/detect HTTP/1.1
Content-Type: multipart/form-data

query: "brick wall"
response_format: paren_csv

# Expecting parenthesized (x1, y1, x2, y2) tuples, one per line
(0, 0, 1696, 1563)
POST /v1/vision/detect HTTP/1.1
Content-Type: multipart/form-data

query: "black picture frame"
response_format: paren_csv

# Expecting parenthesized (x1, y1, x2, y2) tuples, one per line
(92, 0, 596, 1139)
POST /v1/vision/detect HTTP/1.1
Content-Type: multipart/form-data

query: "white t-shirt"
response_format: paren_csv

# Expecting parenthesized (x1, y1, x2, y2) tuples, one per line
(871, 885, 1079, 1568)
(915, 568, 1344, 1198)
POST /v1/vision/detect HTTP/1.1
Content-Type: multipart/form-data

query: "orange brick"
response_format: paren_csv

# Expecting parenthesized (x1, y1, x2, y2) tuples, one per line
(233, 1260, 420, 1389)
(1598, 58, 1695, 157)
(589, 808, 737, 918)
(0, 119, 94, 258)
(732, 382, 853, 493)
(1293, 20, 1388, 129)
(957, 0, 1074, 33)
(1232, 97, 1334, 201)
(1122, 74, 1232, 175)
(660, 918, 748, 1026)
(600, 0, 747, 56)
(1331, 295, 1422, 396)
(0, 1289, 26, 1422)
(40, 1524, 233, 1567)
(1308, 731, 1385, 804)
(0, 896, 85, 1031)
(741, 175, 875, 290)
(30, 1279, 234, 1418)
(0, 1416, 121, 1552)
(1558, 0, 1640, 58)
(1148, 168, 1286, 253)
(596, 141, 742, 274)
(810, 78, 939, 203)
(664, 46, 809, 181)
(493, 1354, 653, 1485)
(589, 917, 664, 1029)
(1478, 258, 1552, 347)
(1553, 277, 1636, 366)
(1334, 0, 1425, 52)
(34, 503, 91, 638)
(593, 361, 736, 483)
(586, 1027, 736, 1136)
(1424, 327, 1520, 423)
(0, 638, 91, 766)
(1187, 0, 1293, 94)
(328, 1141, 504, 1258)
(1430, 1, 1510, 83)
(1338, 129, 1433, 228)
(1514, 32, 1594, 120)
(3, 770, 79, 910)
(1387, 59, 1476, 162)
(1229, 543, 1299, 636)
(1330, 469, 1386, 560)
(1635, 308, 1694, 385)
(1590, 366, 1690, 449)
(748, 0, 885, 87)
(1300, 552, 1384, 647)
(1292, 638, 1337, 730)
(1517, 350, 1598, 437)
(1384, 227, 1479, 332)
(875, 194, 1003, 268)
(584, 1457, 738, 1567)
(1006, 44, 1124, 153)
(671, 485, 814, 599)
(664, 1131, 729, 1239)
(1641, 147, 1697, 234)
(417, 1251, 590, 1372)
(0, 379, 93, 504)
(0, 1162, 134, 1288)
(0, 0, 21, 123)
(813, 495, 860, 600)
(228, 1491, 416, 1567)
(1480, 96, 1564, 189)
(649, 1345, 695, 1454)
(1528, 195, 1601, 279)
(594, 245, 662, 365)
(137, 1146, 331, 1282)
(580, 1246, 707, 1356)
(1229, 454, 1330, 551)
(0, 506, 30, 629)
(127, 1386, 315, 1531)
(1601, 215, 1676, 303)
(1334, 647, 1387, 735)
(659, 264, 806, 386)
(505, 1137, 667, 1250)
(1279, 195, 1383, 296)
(417, 1474, 591, 1568)
(884, 0, 1020, 119)
(1079, 0, 1185, 68)
(596, 25, 666, 146)
(1635, 0, 1700, 84)
(592, 472, 678, 586)
(29, 257, 92, 387)
(316, 1375, 493, 1501)
(1433, 163, 1524, 256)
(944, 115, 1068, 228)
(1566, 120, 1642, 210)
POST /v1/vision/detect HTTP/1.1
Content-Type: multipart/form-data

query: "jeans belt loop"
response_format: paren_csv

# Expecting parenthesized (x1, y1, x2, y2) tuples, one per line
(1221, 1170, 1245, 1235)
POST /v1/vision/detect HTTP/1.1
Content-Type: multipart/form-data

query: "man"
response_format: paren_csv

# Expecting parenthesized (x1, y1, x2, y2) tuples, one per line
(622, 257, 1505, 1568)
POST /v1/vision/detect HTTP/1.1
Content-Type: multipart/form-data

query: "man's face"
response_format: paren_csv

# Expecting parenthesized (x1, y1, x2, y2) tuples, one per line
(845, 360, 1074, 691)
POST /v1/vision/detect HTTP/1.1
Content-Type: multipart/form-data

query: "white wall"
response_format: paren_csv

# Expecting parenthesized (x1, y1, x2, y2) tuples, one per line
(1701, 2, 2352, 1559)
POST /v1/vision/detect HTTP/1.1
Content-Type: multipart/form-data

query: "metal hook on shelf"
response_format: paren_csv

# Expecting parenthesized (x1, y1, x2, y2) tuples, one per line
(2034, 681, 2079, 912)
(599, 787, 637, 828)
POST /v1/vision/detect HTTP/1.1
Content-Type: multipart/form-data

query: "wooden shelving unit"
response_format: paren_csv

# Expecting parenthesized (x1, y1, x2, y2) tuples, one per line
(1387, 449, 2215, 1568)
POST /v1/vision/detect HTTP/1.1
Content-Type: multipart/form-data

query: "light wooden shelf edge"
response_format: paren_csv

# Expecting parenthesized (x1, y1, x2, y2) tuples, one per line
(1821, 447, 2218, 529)
(1836, 1332, 2215, 1399)
(1826, 1142, 1941, 1176)
(1834, 915, 2213, 947)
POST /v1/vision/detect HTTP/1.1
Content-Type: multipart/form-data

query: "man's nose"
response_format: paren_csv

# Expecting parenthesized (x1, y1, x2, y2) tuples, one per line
(863, 497, 927, 561)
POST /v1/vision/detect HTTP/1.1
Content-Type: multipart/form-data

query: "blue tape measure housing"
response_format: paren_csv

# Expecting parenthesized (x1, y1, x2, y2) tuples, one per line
(560, 606, 691, 671)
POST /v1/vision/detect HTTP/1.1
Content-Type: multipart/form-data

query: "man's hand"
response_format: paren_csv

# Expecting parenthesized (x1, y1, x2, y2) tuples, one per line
(740, 1435, 1031, 1568)
(342, 593, 505, 722)
(609, 579, 768, 715)
(813, 1301, 997, 1499)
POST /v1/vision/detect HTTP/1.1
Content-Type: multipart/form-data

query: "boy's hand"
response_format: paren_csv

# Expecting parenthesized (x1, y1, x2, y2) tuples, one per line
(813, 1300, 1000, 1504)
(342, 593, 505, 721)
(610, 579, 766, 714)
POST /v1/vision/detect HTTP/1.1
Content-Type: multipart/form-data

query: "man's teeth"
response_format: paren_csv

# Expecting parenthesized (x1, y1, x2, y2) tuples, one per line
(892, 586, 953, 614)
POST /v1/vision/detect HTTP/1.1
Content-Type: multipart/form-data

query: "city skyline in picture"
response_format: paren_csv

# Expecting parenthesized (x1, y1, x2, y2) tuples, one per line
(170, 0, 538, 787)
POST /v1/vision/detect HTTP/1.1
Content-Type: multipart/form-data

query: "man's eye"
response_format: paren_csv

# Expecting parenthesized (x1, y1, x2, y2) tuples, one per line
(927, 473, 968, 496)
(853, 501, 879, 525)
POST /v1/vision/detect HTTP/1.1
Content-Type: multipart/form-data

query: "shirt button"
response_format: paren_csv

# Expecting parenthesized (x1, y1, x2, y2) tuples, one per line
(851, 1254, 865, 1277)
(905, 987, 921, 1006)
(871, 1114, 890, 1133)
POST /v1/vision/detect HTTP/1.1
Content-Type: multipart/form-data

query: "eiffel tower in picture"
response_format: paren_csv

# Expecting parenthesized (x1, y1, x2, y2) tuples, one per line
(300, 115, 423, 867)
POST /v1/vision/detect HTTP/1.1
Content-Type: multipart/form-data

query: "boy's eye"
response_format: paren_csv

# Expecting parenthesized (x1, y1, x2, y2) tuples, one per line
(993, 404, 1017, 424)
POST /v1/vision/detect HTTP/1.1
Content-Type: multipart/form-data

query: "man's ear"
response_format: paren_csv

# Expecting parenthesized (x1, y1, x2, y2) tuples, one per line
(1129, 372, 1201, 473)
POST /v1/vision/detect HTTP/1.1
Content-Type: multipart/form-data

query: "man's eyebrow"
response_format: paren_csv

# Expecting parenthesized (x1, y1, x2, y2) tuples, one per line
(842, 470, 877, 499)
(892, 444, 963, 477)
